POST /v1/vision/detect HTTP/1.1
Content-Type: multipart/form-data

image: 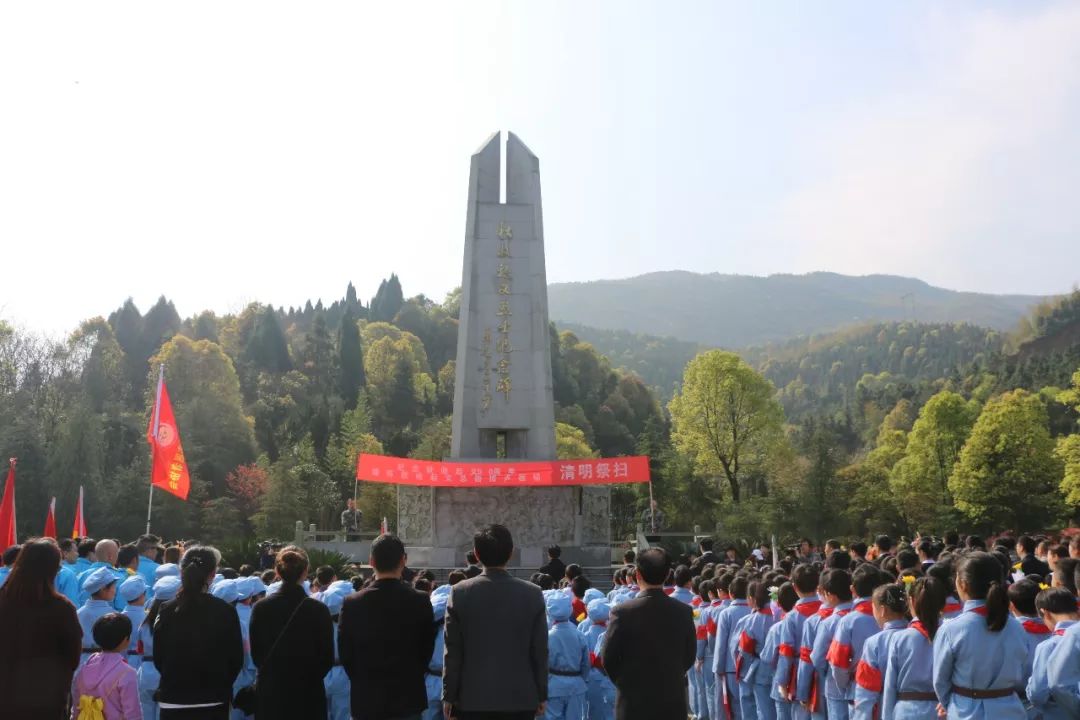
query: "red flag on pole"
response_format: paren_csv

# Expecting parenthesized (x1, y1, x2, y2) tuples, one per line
(0, 459, 17, 548)
(72, 486, 87, 538)
(44, 497, 57, 539)
(147, 374, 191, 500)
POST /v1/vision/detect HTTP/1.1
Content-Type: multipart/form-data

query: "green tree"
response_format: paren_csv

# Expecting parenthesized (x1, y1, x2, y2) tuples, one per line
(556, 422, 597, 459)
(668, 350, 785, 503)
(1057, 434, 1080, 508)
(890, 391, 978, 529)
(244, 306, 292, 374)
(950, 390, 1064, 531)
(338, 308, 365, 409)
(370, 274, 404, 322)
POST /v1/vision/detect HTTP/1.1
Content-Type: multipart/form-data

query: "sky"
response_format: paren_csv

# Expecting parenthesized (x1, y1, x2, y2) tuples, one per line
(2, 1, 1079, 335)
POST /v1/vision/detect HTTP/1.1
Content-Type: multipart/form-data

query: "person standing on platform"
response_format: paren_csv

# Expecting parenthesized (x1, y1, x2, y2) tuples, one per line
(540, 545, 567, 584)
(341, 498, 362, 538)
(443, 524, 548, 720)
(602, 547, 696, 720)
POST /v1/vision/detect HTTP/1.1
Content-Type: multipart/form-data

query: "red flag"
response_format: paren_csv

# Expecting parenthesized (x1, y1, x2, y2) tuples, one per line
(0, 459, 16, 548)
(147, 374, 191, 500)
(44, 497, 57, 539)
(72, 486, 87, 538)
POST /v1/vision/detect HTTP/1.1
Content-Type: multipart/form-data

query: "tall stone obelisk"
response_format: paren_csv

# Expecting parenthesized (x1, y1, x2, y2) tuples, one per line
(396, 133, 609, 568)
(450, 131, 557, 459)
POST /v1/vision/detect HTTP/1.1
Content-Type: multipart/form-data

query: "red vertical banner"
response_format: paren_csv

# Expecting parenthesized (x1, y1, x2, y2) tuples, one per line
(72, 486, 87, 538)
(0, 459, 16, 548)
(147, 378, 191, 500)
(43, 497, 57, 539)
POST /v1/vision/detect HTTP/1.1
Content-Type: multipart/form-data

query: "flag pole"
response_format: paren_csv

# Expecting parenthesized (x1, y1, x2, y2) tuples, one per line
(147, 364, 164, 535)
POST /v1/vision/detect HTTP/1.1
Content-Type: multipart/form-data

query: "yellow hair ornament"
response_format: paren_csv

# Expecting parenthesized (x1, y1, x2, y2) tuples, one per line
(1013, 562, 1022, 570)
(1040, 583, 1050, 590)
(901, 575, 916, 585)
(576, 612, 587, 623)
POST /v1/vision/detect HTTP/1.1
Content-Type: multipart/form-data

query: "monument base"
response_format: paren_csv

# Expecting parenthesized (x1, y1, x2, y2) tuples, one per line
(397, 484, 612, 568)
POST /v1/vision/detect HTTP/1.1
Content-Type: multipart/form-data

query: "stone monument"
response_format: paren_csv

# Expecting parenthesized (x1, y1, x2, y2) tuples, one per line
(397, 132, 610, 569)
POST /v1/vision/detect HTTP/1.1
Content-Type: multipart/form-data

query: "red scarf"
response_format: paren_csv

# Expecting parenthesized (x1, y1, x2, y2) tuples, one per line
(795, 599, 823, 617)
(1022, 619, 1051, 635)
(910, 620, 931, 641)
(818, 607, 834, 619)
(853, 600, 873, 616)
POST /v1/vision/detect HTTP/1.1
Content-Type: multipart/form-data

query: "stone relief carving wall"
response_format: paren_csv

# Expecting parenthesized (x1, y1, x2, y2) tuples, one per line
(397, 486, 433, 545)
(581, 486, 611, 545)
(433, 487, 577, 551)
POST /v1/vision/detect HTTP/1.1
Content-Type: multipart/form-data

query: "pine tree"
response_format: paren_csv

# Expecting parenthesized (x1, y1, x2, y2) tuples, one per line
(244, 306, 292, 373)
(370, 274, 404, 322)
(338, 308, 365, 409)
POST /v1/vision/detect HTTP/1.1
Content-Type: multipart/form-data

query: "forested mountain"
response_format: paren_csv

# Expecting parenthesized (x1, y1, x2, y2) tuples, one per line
(548, 271, 1044, 347)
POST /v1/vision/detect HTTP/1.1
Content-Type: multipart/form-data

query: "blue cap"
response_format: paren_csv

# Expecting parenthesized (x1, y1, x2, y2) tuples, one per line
(545, 592, 572, 622)
(154, 563, 180, 581)
(118, 576, 147, 603)
(587, 598, 611, 622)
(153, 576, 181, 602)
(211, 579, 239, 604)
(236, 576, 267, 601)
(83, 566, 120, 596)
(583, 588, 604, 605)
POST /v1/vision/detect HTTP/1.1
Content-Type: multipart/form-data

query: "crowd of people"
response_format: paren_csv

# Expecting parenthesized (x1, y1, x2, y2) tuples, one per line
(1, 528, 1080, 720)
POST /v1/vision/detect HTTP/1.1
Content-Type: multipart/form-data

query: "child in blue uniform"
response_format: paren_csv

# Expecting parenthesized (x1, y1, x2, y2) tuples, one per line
(806, 569, 852, 720)
(1028, 587, 1079, 720)
(776, 566, 820, 720)
(319, 582, 352, 720)
(582, 599, 615, 720)
(545, 592, 591, 720)
(424, 584, 450, 720)
(695, 579, 717, 720)
(933, 552, 1028, 720)
(828, 564, 885, 713)
(77, 566, 121, 669)
(760, 582, 798, 720)
(118, 576, 148, 671)
(882, 576, 944, 720)
(852, 583, 907, 720)
(232, 576, 264, 720)
(714, 576, 751, 720)
(1007, 577, 1051, 684)
(734, 580, 774, 720)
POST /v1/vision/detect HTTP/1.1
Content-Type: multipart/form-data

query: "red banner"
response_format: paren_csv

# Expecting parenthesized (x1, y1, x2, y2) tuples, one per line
(356, 454, 650, 487)
(147, 377, 191, 500)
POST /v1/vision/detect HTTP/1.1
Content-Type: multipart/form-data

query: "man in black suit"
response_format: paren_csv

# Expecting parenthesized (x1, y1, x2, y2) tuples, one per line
(339, 534, 436, 720)
(602, 547, 696, 720)
(690, 538, 720, 577)
(1018, 534, 1051, 578)
(443, 524, 547, 720)
(538, 544, 566, 583)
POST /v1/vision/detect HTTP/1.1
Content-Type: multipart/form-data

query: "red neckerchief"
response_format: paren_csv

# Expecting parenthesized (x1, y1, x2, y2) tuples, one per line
(817, 606, 834, 619)
(1055, 627, 1069, 636)
(910, 620, 930, 641)
(853, 600, 873, 616)
(593, 621, 607, 628)
(943, 597, 962, 614)
(757, 608, 772, 615)
(796, 600, 823, 617)
(1022, 619, 1051, 635)
(967, 605, 988, 617)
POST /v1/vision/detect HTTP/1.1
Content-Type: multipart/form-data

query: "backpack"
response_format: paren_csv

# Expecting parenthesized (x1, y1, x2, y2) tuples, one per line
(75, 659, 124, 720)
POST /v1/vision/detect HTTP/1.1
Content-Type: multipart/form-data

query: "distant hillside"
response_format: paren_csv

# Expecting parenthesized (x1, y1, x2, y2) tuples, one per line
(548, 271, 1044, 348)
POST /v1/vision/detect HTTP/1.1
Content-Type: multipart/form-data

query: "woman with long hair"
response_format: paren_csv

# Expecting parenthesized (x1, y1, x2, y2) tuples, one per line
(249, 545, 334, 720)
(0, 538, 83, 719)
(153, 545, 243, 719)
(932, 552, 1027, 719)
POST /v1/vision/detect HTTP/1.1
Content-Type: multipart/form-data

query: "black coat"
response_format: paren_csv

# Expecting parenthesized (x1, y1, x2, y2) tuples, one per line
(338, 578, 436, 719)
(1021, 554, 1051, 579)
(154, 593, 244, 707)
(601, 588, 696, 720)
(538, 557, 566, 582)
(249, 583, 334, 720)
(0, 593, 81, 720)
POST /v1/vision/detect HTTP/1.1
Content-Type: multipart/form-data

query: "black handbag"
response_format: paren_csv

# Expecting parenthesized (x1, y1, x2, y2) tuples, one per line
(234, 597, 306, 714)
